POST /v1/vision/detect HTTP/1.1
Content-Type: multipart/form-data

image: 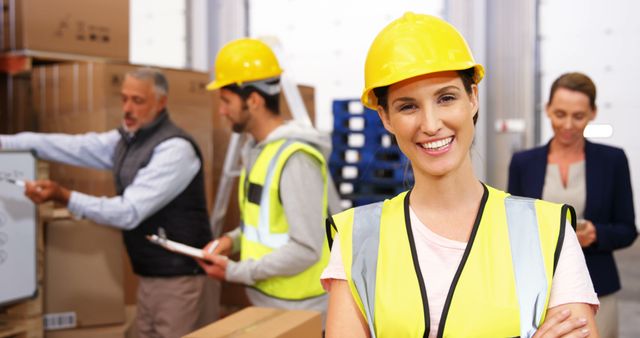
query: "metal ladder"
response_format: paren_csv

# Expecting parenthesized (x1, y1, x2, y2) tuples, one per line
(209, 38, 339, 237)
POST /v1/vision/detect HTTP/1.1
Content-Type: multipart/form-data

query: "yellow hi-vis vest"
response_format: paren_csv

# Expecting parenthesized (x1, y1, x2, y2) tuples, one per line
(239, 138, 330, 300)
(328, 184, 575, 338)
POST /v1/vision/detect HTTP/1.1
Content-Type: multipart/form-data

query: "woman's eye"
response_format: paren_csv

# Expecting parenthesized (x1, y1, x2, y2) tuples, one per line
(438, 95, 456, 104)
(398, 104, 417, 111)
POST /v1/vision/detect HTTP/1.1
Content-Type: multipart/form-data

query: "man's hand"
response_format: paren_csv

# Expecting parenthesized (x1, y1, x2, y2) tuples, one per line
(533, 309, 590, 337)
(203, 236, 233, 256)
(24, 180, 70, 205)
(576, 220, 597, 247)
(196, 236, 234, 280)
(196, 253, 229, 281)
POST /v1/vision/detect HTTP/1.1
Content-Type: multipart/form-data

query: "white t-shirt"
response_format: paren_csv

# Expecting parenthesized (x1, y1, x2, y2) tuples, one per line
(321, 206, 599, 337)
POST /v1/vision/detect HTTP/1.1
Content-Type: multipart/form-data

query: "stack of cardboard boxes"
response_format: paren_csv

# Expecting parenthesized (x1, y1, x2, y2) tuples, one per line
(1, 1, 141, 337)
(2, 1, 212, 337)
(1, 0, 130, 134)
(2, 0, 323, 336)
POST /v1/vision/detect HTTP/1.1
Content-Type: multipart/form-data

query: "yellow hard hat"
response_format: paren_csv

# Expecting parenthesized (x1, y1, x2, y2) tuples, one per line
(206, 38, 283, 91)
(361, 12, 485, 109)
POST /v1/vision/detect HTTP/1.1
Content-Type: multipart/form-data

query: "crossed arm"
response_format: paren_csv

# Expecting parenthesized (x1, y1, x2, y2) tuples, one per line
(325, 280, 598, 338)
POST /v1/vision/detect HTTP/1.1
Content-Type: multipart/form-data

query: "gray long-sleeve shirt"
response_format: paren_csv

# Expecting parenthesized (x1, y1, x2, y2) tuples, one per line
(223, 121, 341, 322)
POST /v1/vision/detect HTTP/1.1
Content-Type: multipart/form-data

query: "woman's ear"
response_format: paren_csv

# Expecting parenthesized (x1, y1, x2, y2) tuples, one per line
(377, 106, 393, 134)
(470, 84, 479, 115)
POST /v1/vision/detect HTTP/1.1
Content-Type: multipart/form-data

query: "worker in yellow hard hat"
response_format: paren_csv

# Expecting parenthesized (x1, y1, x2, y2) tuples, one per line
(320, 12, 600, 337)
(197, 38, 340, 323)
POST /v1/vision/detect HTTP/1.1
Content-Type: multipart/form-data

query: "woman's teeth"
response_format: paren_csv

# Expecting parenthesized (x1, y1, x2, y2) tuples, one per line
(421, 137, 453, 150)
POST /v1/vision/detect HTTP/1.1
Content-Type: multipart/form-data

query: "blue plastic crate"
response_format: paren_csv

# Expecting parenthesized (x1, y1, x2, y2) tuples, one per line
(348, 193, 411, 207)
(332, 111, 384, 134)
(331, 131, 397, 151)
(332, 99, 373, 116)
(336, 180, 412, 197)
(330, 147, 405, 166)
(330, 161, 413, 187)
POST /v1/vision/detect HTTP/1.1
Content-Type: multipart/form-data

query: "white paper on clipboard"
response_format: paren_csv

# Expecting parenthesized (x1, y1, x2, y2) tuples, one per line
(146, 234, 207, 260)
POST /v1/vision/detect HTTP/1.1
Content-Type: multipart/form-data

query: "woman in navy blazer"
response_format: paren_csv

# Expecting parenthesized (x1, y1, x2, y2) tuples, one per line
(508, 72, 637, 337)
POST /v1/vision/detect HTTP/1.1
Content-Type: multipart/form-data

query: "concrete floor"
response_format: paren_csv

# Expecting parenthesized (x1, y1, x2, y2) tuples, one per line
(615, 238, 640, 337)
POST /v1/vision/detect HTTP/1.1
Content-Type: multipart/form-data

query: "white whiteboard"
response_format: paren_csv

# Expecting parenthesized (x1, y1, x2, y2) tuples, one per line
(0, 151, 37, 306)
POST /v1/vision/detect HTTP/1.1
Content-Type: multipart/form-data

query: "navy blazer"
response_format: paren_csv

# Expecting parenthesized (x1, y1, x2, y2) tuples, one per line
(508, 140, 637, 296)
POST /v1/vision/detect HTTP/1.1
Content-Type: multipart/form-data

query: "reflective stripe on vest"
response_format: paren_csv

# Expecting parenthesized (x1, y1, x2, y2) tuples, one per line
(241, 139, 295, 249)
(505, 196, 548, 338)
(352, 202, 384, 336)
(341, 185, 566, 337)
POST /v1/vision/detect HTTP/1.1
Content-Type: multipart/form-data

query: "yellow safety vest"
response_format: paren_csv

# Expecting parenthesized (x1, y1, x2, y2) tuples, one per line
(329, 184, 575, 338)
(239, 138, 330, 300)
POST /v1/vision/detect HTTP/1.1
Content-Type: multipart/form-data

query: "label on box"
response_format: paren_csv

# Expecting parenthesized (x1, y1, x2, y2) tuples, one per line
(44, 312, 77, 330)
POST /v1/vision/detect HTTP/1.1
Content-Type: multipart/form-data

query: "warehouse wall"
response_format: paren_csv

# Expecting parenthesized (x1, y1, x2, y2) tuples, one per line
(130, 0, 188, 68)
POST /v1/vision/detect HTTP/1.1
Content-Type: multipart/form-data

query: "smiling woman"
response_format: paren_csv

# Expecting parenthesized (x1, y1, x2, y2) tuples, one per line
(321, 13, 600, 338)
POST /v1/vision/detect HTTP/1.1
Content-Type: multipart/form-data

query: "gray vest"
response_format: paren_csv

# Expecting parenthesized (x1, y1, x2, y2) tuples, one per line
(114, 110, 211, 276)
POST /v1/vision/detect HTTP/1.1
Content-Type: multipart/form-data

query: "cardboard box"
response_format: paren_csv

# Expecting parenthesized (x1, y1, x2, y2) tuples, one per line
(1, 0, 129, 61)
(45, 305, 137, 338)
(0, 72, 35, 134)
(44, 218, 125, 329)
(183, 307, 322, 338)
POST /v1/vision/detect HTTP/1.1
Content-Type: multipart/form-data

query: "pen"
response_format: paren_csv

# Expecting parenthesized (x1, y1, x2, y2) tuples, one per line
(207, 239, 220, 254)
(0, 177, 26, 187)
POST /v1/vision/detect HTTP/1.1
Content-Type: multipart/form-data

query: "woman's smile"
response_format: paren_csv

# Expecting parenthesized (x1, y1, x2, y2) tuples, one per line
(417, 136, 455, 155)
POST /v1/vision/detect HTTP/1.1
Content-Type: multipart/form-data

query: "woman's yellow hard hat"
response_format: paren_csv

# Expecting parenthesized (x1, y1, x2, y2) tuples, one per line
(361, 12, 485, 109)
(207, 38, 283, 91)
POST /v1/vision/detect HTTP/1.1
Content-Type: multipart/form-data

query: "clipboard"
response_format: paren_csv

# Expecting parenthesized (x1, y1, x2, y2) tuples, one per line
(146, 234, 208, 260)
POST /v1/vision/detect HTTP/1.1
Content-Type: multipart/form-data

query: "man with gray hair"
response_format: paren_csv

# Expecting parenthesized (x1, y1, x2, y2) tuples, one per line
(0, 67, 217, 338)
